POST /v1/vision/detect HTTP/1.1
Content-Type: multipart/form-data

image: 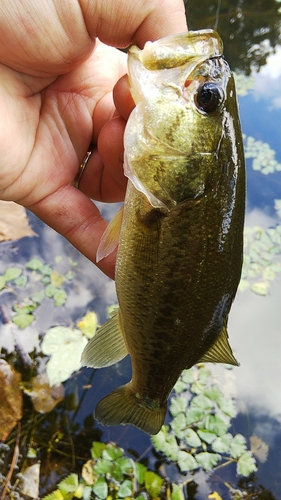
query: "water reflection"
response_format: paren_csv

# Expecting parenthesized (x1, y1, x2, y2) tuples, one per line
(1, 3, 281, 499)
(185, 0, 281, 75)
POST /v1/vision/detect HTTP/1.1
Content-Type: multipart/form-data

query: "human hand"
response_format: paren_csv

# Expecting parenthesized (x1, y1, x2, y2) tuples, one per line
(0, 0, 187, 279)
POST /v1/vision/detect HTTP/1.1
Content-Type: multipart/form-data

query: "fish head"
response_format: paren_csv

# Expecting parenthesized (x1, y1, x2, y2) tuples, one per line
(124, 30, 241, 210)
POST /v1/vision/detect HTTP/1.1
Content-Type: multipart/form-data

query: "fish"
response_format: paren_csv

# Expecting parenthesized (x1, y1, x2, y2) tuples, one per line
(81, 29, 246, 435)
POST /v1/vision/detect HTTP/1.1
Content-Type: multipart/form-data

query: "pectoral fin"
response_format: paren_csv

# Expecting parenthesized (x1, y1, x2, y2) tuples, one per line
(81, 309, 128, 368)
(199, 321, 239, 366)
(96, 206, 124, 262)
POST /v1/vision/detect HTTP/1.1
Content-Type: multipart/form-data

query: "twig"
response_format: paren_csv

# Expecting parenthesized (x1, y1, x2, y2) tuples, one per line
(0, 422, 21, 500)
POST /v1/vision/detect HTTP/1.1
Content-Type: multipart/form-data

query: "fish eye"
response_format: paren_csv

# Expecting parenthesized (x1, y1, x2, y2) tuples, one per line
(195, 82, 224, 113)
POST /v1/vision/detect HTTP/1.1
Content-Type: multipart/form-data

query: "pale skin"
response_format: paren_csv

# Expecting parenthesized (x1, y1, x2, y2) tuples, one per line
(0, 0, 187, 278)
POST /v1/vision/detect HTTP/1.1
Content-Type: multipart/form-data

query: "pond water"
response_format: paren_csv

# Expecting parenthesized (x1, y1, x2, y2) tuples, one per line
(0, 1, 281, 499)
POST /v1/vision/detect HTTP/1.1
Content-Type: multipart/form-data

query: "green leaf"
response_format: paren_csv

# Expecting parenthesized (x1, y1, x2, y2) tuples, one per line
(45, 284, 57, 298)
(197, 429, 217, 445)
(110, 458, 132, 482)
(204, 414, 228, 437)
(31, 290, 46, 304)
(195, 452, 220, 471)
(4, 267, 22, 281)
(177, 450, 198, 472)
(217, 397, 236, 418)
(118, 479, 133, 498)
(53, 289, 68, 306)
(58, 474, 79, 495)
(93, 477, 108, 499)
(0, 275, 6, 290)
(42, 490, 64, 500)
(212, 434, 232, 453)
(93, 459, 112, 475)
(170, 396, 187, 416)
(91, 442, 106, 459)
(65, 270, 75, 280)
(115, 457, 133, 476)
(203, 386, 222, 403)
(191, 394, 213, 411)
(174, 378, 188, 393)
(251, 281, 269, 296)
(14, 275, 28, 287)
(102, 444, 123, 462)
(41, 264, 53, 276)
(171, 413, 187, 439)
(190, 380, 206, 394)
(76, 312, 98, 339)
(12, 312, 34, 329)
(151, 426, 179, 461)
(171, 483, 185, 500)
(26, 257, 44, 271)
(237, 451, 257, 476)
(50, 270, 65, 287)
(135, 462, 147, 485)
(184, 428, 202, 448)
(229, 434, 247, 459)
(82, 486, 91, 500)
(185, 407, 204, 425)
(197, 367, 211, 382)
(181, 369, 194, 384)
(13, 302, 36, 314)
(144, 471, 163, 497)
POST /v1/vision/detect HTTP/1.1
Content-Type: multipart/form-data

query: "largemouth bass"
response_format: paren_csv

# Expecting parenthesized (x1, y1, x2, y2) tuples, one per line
(81, 29, 245, 435)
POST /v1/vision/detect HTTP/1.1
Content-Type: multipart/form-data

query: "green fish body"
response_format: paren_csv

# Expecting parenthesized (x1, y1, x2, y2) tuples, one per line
(81, 30, 245, 435)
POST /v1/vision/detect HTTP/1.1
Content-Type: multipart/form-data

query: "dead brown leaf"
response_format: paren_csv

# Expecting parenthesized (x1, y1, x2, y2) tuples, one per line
(19, 463, 40, 498)
(22, 373, 65, 413)
(0, 201, 37, 242)
(250, 435, 269, 463)
(0, 360, 23, 441)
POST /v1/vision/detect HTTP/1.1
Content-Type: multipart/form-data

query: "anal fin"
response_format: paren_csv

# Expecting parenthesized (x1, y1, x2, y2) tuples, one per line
(199, 320, 239, 366)
(81, 309, 128, 368)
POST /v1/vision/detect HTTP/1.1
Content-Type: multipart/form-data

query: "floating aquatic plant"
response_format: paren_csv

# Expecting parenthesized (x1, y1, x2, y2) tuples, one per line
(274, 199, 281, 218)
(0, 256, 75, 329)
(243, 135, 281, 175)
(240, 224, 281, 295)
(43, 441, 185, 500)
(233, 73, 255, 96)
(152, 365, 257, 478)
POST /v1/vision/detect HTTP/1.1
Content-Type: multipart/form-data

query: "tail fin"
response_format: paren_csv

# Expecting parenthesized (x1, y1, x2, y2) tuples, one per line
(95, 383, 166, 435)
